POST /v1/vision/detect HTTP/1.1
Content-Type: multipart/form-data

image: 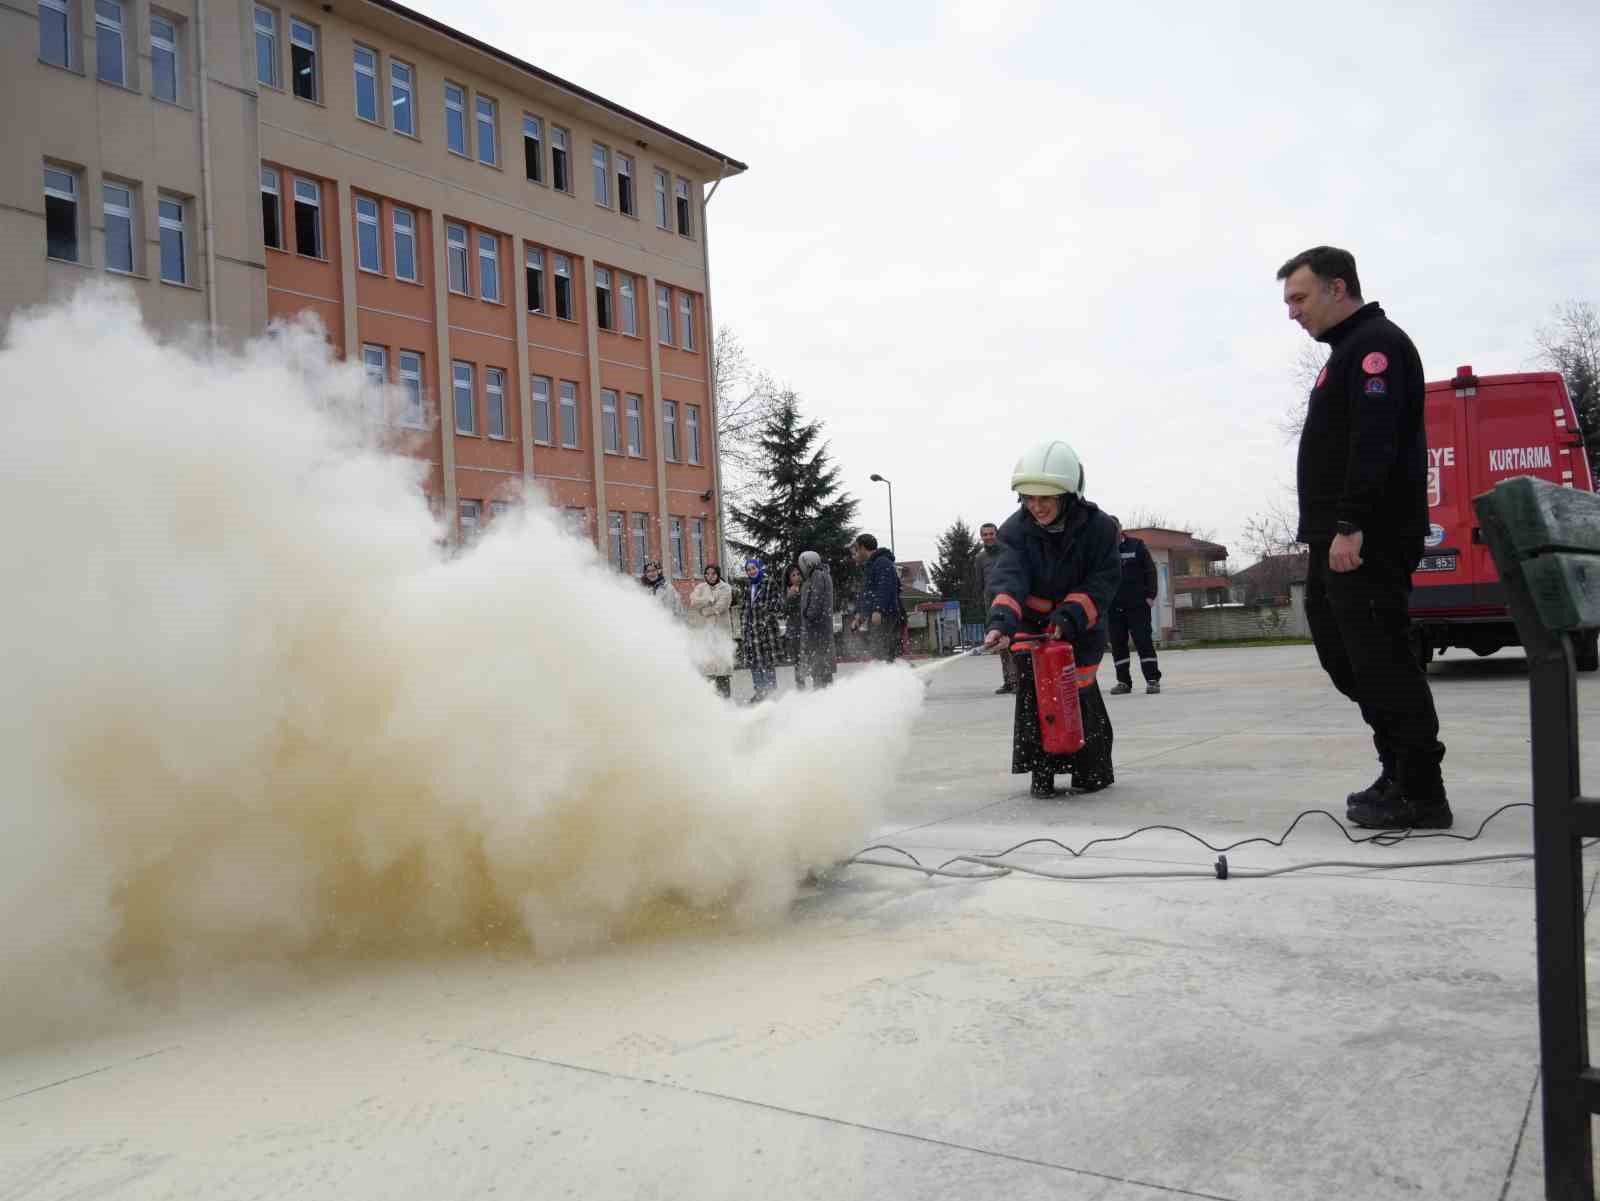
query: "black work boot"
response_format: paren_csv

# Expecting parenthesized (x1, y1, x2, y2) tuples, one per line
(995, 684, 1016, 695)
(1347, 786, 1453, 830)
(1110, 680, 1133, 695)
(1145, 681, 1161, 694)
(1030, 771, 1058, 799)
(1346, 770, 1396, 812)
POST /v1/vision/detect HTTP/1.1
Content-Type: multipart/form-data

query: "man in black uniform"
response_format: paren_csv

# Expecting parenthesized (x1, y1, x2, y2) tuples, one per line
(1107, 521, 1162, 695)
(1278, 245, 1449, 829)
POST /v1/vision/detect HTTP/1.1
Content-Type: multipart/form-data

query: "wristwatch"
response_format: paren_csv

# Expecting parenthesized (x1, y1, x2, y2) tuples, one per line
(1335, 521, 1361, 537)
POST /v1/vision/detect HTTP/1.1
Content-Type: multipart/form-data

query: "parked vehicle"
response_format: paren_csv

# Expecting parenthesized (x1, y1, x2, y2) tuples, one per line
(1410, 365, 1597, 671)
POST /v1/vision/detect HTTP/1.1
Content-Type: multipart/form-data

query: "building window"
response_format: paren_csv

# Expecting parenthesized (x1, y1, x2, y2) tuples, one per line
(617, 154, 635, 217)
(663, 400, 679, 461)
(477, 232, 500, 302)
(361, 343, 387, 398)
(289, 17, 318, 102)
(445, 222, 469, 294)
(96, 0, 125, 86)
(654, 168, 669, 229)
(532, 376, 551, 444)
(601, 389, 619, 454)
(40, 0, 71, 68)
(103, 182, 135, 274)
(260, 166, 282, 249)
(594, 267, 612, 330)
(551, 126, 570, 192)
(444, 83, 467, 155)
(253, 6, 277, 87)
(353, 44, 379, 123)
(592, 143, 610, 207)
(559, 380, 578, 448)
(564, 507, 588, 536)
(656, 285, 672, 345)
(486, 367, 506, 438)
(459, 499, 481, 541)
(669, 517, 686, 577)
(692, 517, 707, 577)
(625, 393, 644, 456)
(553, 254, 573, 320)
(44, 166, 79, 262)
(522, 114, 543, 183)
(150, 14, 180, 103)
(686, 404, 701, 464)
(608, 512, 625, 572)
(631, 513, 648, 570)
(678, 292, 695, 351)
(452, 361, 476, 434)
(158, 196, 186, 284)
(390, 60, 414, 135)
(397, 350, 423, 427)
(292, 177, 322, 258)
(392, 206, 417, 281)
(476, 96, 498, 165)
(525, 246, 544, 313)
(618, 275, 637, 336)
(675, 177, 693, 238)
(355, 195, 382, 273)
(490, 500, 511, 521)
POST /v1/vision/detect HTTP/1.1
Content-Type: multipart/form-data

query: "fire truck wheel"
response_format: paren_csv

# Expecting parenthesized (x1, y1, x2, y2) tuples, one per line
(1574, 631, 1599, 674)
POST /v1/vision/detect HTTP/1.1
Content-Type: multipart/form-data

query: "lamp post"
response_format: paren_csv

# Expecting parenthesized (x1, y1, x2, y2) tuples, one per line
(869, 473, 895, 557)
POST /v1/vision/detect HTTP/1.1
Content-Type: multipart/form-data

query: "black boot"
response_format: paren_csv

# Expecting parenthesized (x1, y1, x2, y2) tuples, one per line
(1345, 768, 1395, 812)
(1348, 786, 1453, 830)
(1030, 771, 1057, 799)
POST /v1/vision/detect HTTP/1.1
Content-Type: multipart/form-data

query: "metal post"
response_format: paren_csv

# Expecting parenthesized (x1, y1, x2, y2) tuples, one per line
(870, 473, 895, 557)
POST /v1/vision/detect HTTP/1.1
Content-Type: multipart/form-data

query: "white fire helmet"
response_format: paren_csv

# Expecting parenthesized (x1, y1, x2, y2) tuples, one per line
(1010, 440, 1086, 497)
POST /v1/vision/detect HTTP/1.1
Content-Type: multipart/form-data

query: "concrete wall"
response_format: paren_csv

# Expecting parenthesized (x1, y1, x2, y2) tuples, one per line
(1175, 598, 1309, 642)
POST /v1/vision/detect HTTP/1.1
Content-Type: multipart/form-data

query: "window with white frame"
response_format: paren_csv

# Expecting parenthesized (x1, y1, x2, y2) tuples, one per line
(444, 82, 467, 155)
(158, 196, 187, 284)
(96, 0, 125, 85)
(692, 518, 706, 576)
(675, 177, 693, 238)
(452, 361, 475, 434)
(289, 17, 318, 101)
(618, 274, 637, 336)
(608, 511, 626, 571)
(353, 44, 379, 123)
(678, 292, 695, 351)
(260, 166, 282, 249)
(397, 350, 423, 426)
(551, 126, 570, 192)
(40, 0, 71, 68)
(150, 14, 179, 103)
(392, 206, 416, 281)
(601, 389, 619, 454)
(559, 380, 578, 448)
(592, 144, 610, 207)
(103, 182, 135, 273)
(631, 513, 648, 570)
(355, 195, 381, 273)
(292, 176, 322, 257)
(525, 246, 544, 313)
(653, 168, 669, 229)
(686, 404, 701, 464)
(663, 399, 679, 461)
(553, 253, 573, 319)
(445, 222, 469, 294)
(522, 114, 543, 183)
(594, 266, 612, 330)
(486, 367, 506, 438)
(617, 154, 635, 217)
(44, 165, 79, 262)
(669, 516, 686, 577)
(253, 6, 277, 87)
(564, 507, 587, 536)
(361, 343, 387, 422)
(390, 60, 414, 135)
(491, 499, 511, 520)
(625, 393, 644, 456)
(476, 95, 498, 165)
(458, 499, 481, 540)
(656, 285, 672, 345)
(532, 376, 551, 444)
(477, 231, 499, 302)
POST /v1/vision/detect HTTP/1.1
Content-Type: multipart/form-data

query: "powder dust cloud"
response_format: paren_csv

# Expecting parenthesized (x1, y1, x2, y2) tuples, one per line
(0, 289, 925, 1049)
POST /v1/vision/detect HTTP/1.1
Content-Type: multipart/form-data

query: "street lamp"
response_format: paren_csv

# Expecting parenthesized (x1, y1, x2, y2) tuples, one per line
(869, 473, 895, 557)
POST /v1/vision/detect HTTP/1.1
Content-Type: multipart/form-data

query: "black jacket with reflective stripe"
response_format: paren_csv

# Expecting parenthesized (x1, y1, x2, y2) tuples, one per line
(1114, 536, 1157, 607)
(985, 498, 1120, 666)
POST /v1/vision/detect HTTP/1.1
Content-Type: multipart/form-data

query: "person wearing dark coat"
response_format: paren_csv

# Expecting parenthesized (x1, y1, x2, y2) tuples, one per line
(797, 550, 837, 688)
(1106, 525, 1162, 694)
(739, 557, 785, 702)
(983, 440, 1121, 799)
(782, 563, 807, 689)
(975, 522, 1019, 694)
(850, 533, 901, 663)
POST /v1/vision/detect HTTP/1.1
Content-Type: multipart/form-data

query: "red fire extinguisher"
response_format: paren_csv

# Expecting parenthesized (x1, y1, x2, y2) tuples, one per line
(1010, 634, 1085, 754)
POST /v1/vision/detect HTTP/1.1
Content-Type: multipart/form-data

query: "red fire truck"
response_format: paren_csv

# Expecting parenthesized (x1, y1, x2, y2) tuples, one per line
(1410, 366, 1597, 671)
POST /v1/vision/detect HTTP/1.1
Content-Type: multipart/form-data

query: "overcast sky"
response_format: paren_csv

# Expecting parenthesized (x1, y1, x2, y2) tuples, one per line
(417, 0, 1600, 568)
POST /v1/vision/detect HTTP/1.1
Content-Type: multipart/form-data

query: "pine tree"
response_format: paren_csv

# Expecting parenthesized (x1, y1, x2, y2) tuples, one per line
(728, 390, 860, 598)
(931, 519, 986, 624)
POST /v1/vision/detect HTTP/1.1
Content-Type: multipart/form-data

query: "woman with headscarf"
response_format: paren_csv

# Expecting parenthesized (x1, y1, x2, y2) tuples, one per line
(739, 557, 785, 703)
(687, 562, 735, 697)
(640, 559, 683, 618)
(797, 550, 837, 689)
(982, 440, 1121, 798)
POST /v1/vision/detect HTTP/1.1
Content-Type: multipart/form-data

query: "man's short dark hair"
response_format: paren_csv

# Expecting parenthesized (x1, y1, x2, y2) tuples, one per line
(980, 522, 998, 533)
(1276, 245, 1363, 302)
(854, 532, 878, 551)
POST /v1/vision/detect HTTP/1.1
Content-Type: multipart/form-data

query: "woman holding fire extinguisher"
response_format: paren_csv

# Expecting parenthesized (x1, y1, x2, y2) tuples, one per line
(982, 440, 1122, 798)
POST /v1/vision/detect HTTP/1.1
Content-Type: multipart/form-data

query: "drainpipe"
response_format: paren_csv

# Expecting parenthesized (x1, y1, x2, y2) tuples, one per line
(699, 158, 733, 565)
(195, 0, 219, 344)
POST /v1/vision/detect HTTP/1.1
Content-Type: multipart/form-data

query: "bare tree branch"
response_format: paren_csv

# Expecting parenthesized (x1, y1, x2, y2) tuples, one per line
(713, 326, 782, 506)
(1280, 342, 1328, 441)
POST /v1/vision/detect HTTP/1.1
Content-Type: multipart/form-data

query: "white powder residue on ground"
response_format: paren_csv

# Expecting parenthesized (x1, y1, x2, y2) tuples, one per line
(0, 290, 924, 1047)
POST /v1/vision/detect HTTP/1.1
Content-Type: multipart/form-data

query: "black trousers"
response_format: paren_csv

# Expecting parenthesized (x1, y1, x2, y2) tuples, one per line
(1011, 652, 1114, 788)
(1304, 537, 1445, 797)
(1109, 602, 1161, 684)
(868, 620, 899, 663)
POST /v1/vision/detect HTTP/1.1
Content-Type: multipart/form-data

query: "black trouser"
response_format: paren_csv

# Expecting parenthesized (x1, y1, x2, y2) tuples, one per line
(1304, 537, 1445, 798)
(868, 620, 899, 663)
(1109, 602, 1161, 685)
(1011, 651, 1114, 788)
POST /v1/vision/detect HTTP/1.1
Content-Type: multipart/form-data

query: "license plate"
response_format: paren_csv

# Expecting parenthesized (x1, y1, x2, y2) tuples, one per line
(1416, 554, 1457, 573)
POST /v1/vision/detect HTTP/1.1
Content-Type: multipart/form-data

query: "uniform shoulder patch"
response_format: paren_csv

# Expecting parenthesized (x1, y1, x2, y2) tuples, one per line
(1364, 376, 1387, 395)
(1361, 351, 1389, 374)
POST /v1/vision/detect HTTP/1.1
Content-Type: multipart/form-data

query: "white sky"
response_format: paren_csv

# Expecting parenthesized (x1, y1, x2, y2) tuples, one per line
(415, 0, 1600, 568)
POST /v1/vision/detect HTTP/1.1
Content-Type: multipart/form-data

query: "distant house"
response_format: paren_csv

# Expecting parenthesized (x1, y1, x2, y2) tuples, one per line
(1230, 552, 1311, 605)
(896, 560, 934, 596)
(1122, 527, 1229, 641)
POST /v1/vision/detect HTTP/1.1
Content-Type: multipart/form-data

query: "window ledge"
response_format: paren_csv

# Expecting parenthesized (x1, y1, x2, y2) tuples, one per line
(447, 147, 471, 161)
(295, 253, 331, 263)
(38, 58, 86, 76)
(356, 115, 385, 129)
(106, 267, 149, 281)
(46, 256, 90, 269)
(357, 266, 386, 277)
(395, 275, 423, 287)
(159, 277, 202, 291)
(454, 429, 479, 438)
(293, 93, 327, 108)
(152, 96, 193, 112)
(392, 128, 420, 141)
(98, 77, 140, 95)
(488, 435, 514, 443)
